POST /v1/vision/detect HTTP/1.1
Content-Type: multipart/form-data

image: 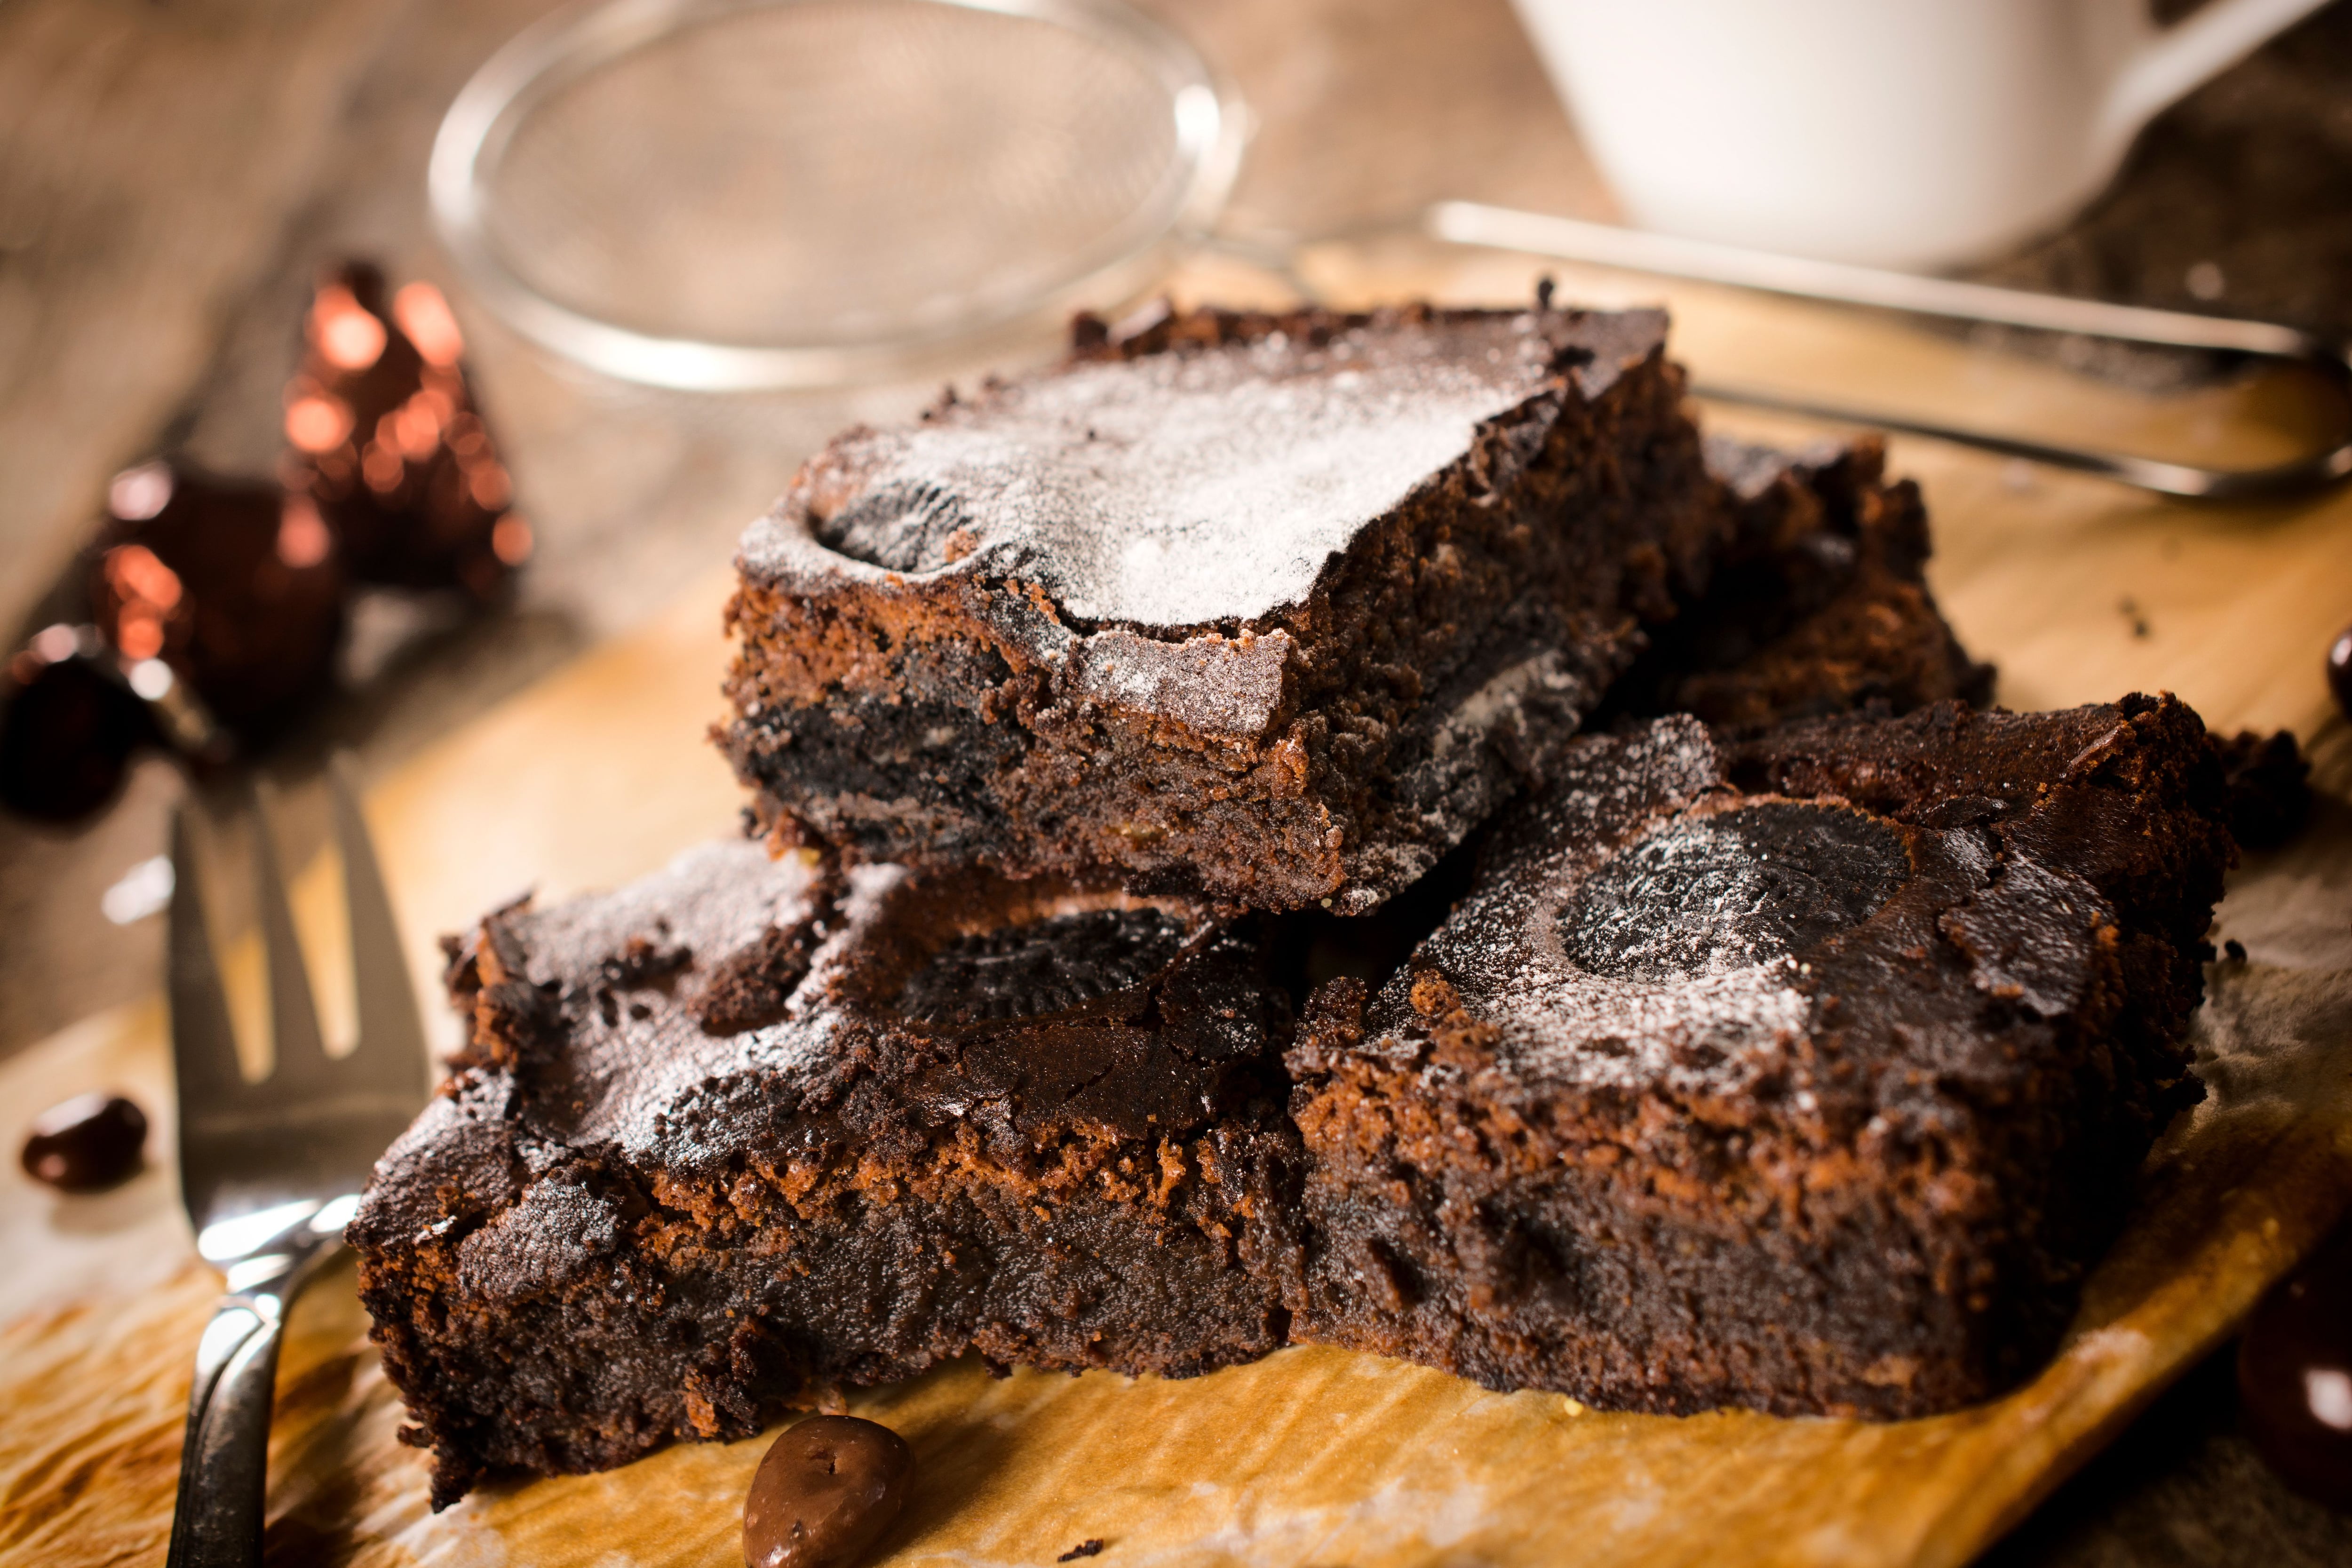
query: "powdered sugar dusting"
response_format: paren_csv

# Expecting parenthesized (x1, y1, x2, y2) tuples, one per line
(497, 841, 831, 1158)
(745, 311, 1669, 633)
(838, 335, 1544, 629)
(1380, 716, 1826, 1093)
(1475, 954, 1812, 1093)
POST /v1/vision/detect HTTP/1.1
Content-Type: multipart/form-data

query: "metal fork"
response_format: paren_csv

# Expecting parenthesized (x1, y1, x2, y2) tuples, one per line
(164, 755, 432, 1568)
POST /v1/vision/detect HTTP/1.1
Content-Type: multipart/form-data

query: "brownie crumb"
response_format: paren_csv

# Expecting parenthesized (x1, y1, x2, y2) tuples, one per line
(694, 922, 824, 1035)
(600, 933, 692, 990)
(1058, 1540, 1106, 1561)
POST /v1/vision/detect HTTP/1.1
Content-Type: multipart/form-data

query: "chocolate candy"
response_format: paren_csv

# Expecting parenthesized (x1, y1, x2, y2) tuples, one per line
(21, 1092, 148, 1192)
(743, 1415, 914, 1568)
(2238, 1217, 2352, 1510)
(0, 630, 153, 821)
(2329, 625, 2352, 722)
(93, 460, 344, 739)
(283, 263, 529, 601)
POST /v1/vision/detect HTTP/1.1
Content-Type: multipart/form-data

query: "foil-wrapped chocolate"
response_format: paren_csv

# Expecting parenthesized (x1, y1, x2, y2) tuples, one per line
(5, 460, 344, 820)
(89, 461, 344, 739)
(2, 260, 525, 824)
(281, 263, 530, 600)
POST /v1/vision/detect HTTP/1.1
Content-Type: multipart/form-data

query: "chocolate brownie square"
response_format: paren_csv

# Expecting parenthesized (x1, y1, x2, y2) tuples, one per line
(350, 842, 1302, 1505)
(1603, 434, 1994, 729)
(720, 301, 1724, 915)
(1287, 695, 2232, 1417)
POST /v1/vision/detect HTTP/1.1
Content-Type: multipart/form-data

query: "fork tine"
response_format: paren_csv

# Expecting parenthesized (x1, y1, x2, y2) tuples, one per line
(246, 778, 333, 1091)
(168, 805, 246, 1109)
(329, 753, 431, 1097)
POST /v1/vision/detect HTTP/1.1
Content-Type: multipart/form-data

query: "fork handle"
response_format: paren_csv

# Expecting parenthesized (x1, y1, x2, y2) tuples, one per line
(166, 1288, 293, 1568)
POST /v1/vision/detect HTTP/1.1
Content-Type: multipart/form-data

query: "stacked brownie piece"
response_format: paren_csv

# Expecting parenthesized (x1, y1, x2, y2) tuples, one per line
(719, 302, 1721, 914)
(356, 845, 1302, 1504)
(352, 299, 2240, 1502)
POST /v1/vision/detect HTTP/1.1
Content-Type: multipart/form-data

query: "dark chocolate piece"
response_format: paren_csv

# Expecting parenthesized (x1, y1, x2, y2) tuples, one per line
(722, 301, 1724, 914)
(1287, 695, 2233, 1418)
(22, 1092, 148, 1192)
(1058, 1540, 1107, 1560)
(743, 1415, 914, 1568)
(2238, 1218, 2352, 1510)
(352, 841, 1303, 1506)
(1604, 435, 1993, 729)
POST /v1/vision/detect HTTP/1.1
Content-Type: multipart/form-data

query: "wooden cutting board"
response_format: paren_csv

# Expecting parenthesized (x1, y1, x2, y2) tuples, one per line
(7, 248, 2352, 1568)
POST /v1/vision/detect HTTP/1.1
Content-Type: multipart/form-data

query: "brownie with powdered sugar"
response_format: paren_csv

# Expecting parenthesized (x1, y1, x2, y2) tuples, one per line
(720, 299, 1724, 915)
(1286, 695, 2233, 1418)
(350, 841, 1303, 1506)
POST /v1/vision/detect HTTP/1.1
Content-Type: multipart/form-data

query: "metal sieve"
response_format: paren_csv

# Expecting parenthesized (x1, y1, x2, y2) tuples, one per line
(429, 0, 1243, 390)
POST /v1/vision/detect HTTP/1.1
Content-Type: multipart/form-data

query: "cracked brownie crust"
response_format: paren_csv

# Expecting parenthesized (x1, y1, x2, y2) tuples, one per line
(350, 842, 1303, 1506)
(1287, 696, 2233, 1417)
(720, 301, 1725, 914)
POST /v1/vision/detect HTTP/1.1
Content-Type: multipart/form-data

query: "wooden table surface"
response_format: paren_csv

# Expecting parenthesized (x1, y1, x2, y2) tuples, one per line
(6, 1, 2352, 1562)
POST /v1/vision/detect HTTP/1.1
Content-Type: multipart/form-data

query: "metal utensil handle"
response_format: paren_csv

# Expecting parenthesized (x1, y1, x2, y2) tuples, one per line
(1421, 201, 2352, 501)
(166, 1270, 299, 1568)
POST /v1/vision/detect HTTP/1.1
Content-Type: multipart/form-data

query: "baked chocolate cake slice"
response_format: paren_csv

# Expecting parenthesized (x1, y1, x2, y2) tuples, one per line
(1287, 696, 2232, 1417)
(1602, 434, 1994, 729)
(721, 301, 1724, 915)
(350, 842, 1302, 1506)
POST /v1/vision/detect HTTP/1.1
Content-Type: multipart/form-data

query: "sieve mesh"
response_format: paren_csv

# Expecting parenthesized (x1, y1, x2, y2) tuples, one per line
(432, 0, 1240, 388)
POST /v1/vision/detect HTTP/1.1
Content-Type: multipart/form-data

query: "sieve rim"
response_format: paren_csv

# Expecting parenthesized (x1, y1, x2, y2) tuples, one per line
(428, 0, 1244, 391)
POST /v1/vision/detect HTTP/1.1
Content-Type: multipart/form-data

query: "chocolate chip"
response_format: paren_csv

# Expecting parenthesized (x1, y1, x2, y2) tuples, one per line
(743, 1415, 914, 1568)
(1057, 1540, 1105, 1561)
(21, 1093, 147, 1192)
(2237, 1217, 2352, 1509)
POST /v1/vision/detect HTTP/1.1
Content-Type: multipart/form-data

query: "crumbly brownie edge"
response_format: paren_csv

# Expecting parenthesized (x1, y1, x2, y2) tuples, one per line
(356, 1086, 1302, 1505)
(1285, 964, 2171, 1417)
(1605, 435, 1995, 729)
